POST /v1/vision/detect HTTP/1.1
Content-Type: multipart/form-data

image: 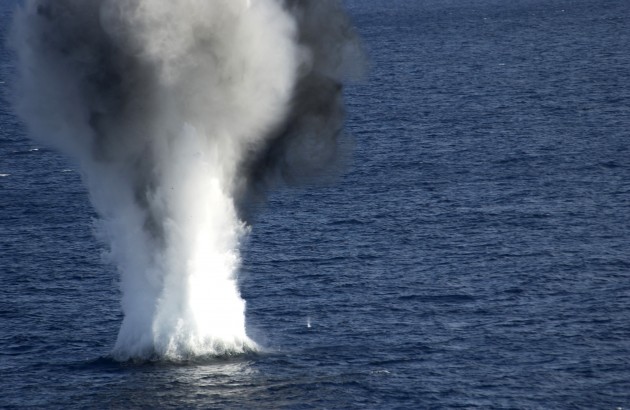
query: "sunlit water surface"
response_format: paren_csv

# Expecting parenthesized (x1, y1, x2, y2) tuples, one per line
(1, 0, 629, 407)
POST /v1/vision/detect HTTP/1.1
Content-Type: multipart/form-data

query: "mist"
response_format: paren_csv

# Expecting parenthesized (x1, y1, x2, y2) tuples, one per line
(10, 0, 362, 360)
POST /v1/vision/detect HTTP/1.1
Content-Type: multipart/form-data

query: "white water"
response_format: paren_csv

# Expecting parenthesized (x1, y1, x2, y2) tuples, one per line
(11, 0, 361, 360)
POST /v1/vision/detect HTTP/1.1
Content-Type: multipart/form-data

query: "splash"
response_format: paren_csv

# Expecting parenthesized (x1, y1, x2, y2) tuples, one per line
(10, 0, 362, 360)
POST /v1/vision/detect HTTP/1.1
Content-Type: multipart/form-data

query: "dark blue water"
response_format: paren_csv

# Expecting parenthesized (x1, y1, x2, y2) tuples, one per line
(2, 0, 630, 407)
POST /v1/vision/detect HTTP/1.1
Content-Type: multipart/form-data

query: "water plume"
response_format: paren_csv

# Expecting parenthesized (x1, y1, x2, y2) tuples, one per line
(10, 0, 362, 361)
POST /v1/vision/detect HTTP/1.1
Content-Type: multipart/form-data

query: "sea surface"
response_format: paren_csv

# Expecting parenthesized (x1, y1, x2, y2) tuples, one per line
(1, 0, 630, 408)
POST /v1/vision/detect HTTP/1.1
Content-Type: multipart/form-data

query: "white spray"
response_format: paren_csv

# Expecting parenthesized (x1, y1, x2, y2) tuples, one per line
(10, 0, 362, 360)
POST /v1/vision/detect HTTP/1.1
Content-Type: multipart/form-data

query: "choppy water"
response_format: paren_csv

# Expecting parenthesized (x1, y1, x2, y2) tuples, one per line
(2, 0, 630, 407)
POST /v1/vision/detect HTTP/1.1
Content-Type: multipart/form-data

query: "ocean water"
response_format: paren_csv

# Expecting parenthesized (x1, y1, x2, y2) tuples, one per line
(1, 0, 630, 408)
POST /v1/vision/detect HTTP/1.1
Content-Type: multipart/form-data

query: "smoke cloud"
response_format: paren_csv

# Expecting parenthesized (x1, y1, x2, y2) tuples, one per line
(10, 0, 362, 360)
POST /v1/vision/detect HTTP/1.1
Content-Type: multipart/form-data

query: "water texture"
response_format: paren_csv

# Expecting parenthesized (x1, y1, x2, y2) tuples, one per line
(1, 0, 629, 408)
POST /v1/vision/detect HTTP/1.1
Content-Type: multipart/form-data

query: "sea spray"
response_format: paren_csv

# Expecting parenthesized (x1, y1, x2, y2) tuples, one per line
(10, 0, 362, 360)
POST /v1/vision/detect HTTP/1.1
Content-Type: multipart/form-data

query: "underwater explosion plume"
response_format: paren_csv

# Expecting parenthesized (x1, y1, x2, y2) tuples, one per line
(10, 0, 362, 360)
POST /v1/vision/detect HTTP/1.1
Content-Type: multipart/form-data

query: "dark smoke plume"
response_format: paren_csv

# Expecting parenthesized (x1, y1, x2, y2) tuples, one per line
(10, 0, 362, 360)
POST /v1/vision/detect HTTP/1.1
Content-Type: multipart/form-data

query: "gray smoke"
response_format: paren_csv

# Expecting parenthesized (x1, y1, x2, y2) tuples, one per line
(240, 0, 364, 206)
(10, 0, 362, 360)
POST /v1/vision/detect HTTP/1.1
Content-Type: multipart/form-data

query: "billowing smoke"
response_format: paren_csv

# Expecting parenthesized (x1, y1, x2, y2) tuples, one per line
(9, 0, 362, 360)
